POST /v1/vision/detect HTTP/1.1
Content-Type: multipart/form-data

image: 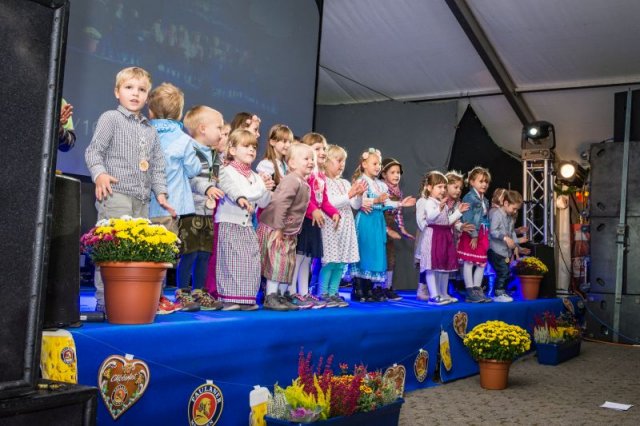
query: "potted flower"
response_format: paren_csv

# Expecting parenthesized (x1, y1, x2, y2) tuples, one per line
(533, 311, 582, 365)
(81, 216, 179, 324)
(513, 256, 549, 300)
(463, 320, 531, 390)
(263, 352, 404, 425)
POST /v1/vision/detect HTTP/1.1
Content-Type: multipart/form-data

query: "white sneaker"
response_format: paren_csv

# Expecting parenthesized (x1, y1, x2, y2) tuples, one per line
(442, 294, 458, 303)
(493, 293, 514, 303)
(427, 296, 450, 306)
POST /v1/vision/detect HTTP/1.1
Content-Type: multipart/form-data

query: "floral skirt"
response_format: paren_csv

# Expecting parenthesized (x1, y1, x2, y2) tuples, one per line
(457, 226, 489, 266)
(257, 224, 297, 283)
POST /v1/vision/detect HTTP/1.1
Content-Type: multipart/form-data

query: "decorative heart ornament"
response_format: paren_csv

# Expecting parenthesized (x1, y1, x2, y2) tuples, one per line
(98, 354, 150, 420)
(383, 364, 406, 397)
(453, 311, 469, 339)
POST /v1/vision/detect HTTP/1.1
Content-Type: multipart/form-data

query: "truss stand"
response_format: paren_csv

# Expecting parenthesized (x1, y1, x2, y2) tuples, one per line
(522, 149, 555, 246)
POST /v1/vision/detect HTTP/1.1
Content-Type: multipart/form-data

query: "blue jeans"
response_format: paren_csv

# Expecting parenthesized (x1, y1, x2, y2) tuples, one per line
(487, 249, 511, 293)
(178, 251, 210, 290)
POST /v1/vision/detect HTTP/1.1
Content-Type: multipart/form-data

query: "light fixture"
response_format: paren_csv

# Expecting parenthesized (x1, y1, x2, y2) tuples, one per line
(521, 121, 555, 159)
(556, 160, 587, 186)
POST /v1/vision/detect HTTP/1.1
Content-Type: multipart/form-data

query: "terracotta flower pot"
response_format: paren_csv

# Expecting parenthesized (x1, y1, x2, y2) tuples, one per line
(99, 261, 171, 324)
(518, 275, 543, 300)
(478, 359, 511, 390)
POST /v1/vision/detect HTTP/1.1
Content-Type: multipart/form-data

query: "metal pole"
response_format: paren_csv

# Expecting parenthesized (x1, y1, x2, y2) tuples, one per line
(613, 89, 632, 342)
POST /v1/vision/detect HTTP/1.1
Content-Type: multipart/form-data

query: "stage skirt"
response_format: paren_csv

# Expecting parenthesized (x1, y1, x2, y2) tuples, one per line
(257, 223, 297, 283)
(420, 224, 458, 272)
(457, 226, 489, 266)
(296, 217, 323, 258)
(352, 210, 387, 282)
(215, 223, 261, 304)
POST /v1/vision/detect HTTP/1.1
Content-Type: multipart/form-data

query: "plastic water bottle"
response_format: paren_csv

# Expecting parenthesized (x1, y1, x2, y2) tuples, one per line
(249, 385, 270, 426)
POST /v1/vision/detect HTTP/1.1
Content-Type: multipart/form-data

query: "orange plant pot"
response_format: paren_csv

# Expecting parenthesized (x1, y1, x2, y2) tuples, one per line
(99, 261, 171, 325)
(478, 359, 511, 390)
(518, 275, 543, 300)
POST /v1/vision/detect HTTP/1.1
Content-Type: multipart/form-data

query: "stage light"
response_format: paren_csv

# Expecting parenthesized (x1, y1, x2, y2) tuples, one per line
(521, 121, 555, 159)
(556, 160, 587, 186)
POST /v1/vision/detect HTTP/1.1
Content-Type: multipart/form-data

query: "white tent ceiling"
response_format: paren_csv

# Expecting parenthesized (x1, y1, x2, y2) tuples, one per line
(317, 0, 640, 161)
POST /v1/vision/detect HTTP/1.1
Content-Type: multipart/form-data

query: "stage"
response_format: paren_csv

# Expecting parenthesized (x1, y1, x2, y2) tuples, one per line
(70, 289, 571, 425)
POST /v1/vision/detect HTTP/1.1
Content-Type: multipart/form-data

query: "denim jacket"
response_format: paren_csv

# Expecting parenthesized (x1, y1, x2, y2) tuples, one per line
(461, 188, 490, 238)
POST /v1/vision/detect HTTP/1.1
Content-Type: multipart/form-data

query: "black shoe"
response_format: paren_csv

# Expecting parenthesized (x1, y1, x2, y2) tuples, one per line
(385, 288, 402, 301)
(351, 278, 366, 302)
(362, 280, 375, 302)
(371, 286, 388, 302)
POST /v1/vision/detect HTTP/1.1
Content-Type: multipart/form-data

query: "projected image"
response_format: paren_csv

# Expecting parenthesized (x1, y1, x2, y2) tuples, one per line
(58, 0, 319, 176)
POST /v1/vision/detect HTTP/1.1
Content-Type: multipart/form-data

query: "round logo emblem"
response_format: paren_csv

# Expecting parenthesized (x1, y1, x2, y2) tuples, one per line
(60, 347, 76, 365)
(413, 349, 429, 383)
(188, 383, 223, 426)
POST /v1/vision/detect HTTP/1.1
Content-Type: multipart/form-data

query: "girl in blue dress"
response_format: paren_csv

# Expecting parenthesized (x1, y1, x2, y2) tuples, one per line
(350, 148, 415, 301)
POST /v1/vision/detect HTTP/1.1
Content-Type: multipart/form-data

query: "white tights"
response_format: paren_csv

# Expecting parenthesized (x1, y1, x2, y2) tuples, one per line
(289, 254, 311, 296)
(462, 262, 485, 288)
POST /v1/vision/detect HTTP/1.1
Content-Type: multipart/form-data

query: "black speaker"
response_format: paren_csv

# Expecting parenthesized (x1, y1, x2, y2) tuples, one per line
(589, 216, 640, 295)
(0, 381, 96, 426)
(0, 0, 69, 397)
(589, 142, 640, 217)
(585, 293, 640, 344)
(614, 89, 640, 143)
(44, 175, 81, 329)
(529, 244, 556, 298)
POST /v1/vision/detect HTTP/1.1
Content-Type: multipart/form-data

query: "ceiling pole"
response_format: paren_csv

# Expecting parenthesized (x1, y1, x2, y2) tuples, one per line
(444, 0, 535, 125)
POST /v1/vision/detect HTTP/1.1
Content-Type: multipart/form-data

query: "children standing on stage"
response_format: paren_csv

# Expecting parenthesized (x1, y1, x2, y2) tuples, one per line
(215, 129, 272, 310)
(487, 189, 527, 302)
(258, 143, 314, 311)
(458, 166, 492, 303)
(351, 148, 415, 302)
(318, 145, 367, 307)
(289, 132, 340, 309)
(179, 105, 226, 310)
(416, 172, 469, 305)
(380, 158, 414, 301)
(85, 66, 175, 313)
(256, 124, 293, 188)
(147, 83, 201, 236)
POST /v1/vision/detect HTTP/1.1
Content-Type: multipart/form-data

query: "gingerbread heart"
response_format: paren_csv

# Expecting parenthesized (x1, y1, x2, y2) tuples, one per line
(453, 311, 468, 339)
(98, 355, 150, 420)
(383, 364, 406, 397)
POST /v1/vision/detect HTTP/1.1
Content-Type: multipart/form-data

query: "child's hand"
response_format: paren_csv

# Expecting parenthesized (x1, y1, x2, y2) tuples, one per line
(94, 173, 118, 201)
(376, 193, 389, 204)
(156, 194, 177, 218)
(458, 202, 470, 213)
(400, 226, 415, 240)
(237, 197, 254, 214)
(401, 196, 416, 207)
(519, 247, 531, 255)
(360, 201, 373, 214)
(331, 213, 340, 229)
(60, 103, 73, 126)
(206, 187, 225, 200)
(348, 181, 366, 198)
(517, 236, 529, 245)
(311, 209, 325, 227)
(470, 237, 478, 250)
(504, 236, 516, 249)
(515, 225, 529, 235)
(273, 229, 284, 248)
(461, 223, 475, 233)
(260, 173, 275, 191)
(387, 228, 401, 240)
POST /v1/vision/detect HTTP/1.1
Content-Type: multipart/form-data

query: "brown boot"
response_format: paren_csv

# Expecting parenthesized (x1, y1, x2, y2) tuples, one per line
(416, 283, 430, 301)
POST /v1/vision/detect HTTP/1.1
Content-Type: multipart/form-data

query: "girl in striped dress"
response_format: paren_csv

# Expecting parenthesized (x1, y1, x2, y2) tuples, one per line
(257, 143, 314, 311)
(215, 129, 272, 311)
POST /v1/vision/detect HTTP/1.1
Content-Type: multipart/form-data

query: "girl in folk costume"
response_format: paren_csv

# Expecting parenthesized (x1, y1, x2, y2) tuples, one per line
(380, 158, 414, 301)
(458, 166, 492, 303)
(444, 170, 474, 293)
(256, 124, 293, 189)
(288, 132, 341, 309)
(351, 148, 416, 302)
(318, 145, 367, 307)
(214, 129, 272, 311)
(416, 172, 469, 305)
(257, 143, 314, 311)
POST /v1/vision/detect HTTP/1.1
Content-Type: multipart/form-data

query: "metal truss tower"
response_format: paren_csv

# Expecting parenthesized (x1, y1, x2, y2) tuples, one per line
(522, 158, 555, 246)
